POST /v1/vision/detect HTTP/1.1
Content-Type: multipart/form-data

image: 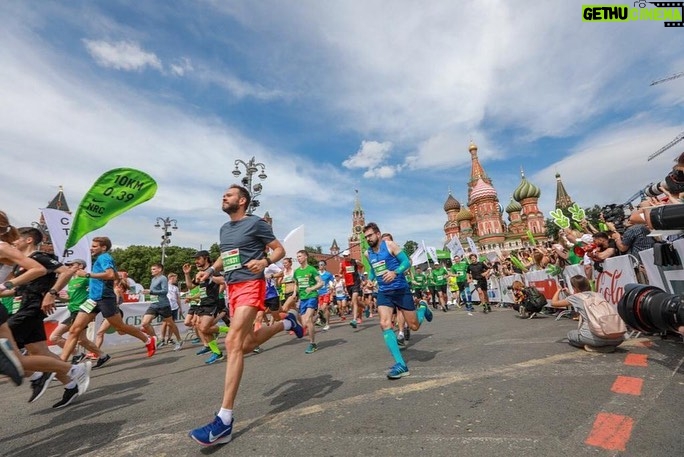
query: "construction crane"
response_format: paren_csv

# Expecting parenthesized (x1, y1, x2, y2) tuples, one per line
(647, 131, 684, 161)
(650, 71, 684, 86)
(623, 189, 646, 208)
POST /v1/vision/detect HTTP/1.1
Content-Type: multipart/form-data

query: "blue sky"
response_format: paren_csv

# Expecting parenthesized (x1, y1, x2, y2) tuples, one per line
(2, 1, 683, 253)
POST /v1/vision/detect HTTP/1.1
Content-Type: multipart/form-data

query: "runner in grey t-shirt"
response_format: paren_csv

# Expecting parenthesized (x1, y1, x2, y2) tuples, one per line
(141, 263, 181, 348)
(219, 215, 276, 284)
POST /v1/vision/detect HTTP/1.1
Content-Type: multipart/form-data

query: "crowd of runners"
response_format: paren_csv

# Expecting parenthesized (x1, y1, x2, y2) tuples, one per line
(0, 183, 612, 447)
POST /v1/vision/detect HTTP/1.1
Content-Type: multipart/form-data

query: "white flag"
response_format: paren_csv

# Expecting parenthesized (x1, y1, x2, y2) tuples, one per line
(466, 237, 479, 256)
(282, 224, 305, 265)
(40, 208, 92, 271)
(446, 236, 465, 258)
(411, 246, 428, 266)
(422, 240, 439, 263)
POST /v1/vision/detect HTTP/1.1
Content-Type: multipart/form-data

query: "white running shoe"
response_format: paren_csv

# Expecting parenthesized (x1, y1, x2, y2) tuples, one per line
(70, 361, 92, 396)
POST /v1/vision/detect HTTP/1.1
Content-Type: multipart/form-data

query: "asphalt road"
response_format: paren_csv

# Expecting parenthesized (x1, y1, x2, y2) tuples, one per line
(2, 305, 683, 457)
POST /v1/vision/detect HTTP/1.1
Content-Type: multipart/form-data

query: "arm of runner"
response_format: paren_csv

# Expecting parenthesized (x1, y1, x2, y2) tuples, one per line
(307, 274, 324, 294)
(364, 252, 376, 282)
(0, 244, 47, 291)
(42, 264, 78, 315)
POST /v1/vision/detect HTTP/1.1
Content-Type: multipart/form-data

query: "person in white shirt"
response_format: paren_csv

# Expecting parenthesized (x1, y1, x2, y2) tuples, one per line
(160, 273, 182, 347)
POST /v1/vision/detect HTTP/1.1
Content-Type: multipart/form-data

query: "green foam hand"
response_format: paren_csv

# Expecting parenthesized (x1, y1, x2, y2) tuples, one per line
(568, 203, 585, 222)
(550, 209, 570, 229)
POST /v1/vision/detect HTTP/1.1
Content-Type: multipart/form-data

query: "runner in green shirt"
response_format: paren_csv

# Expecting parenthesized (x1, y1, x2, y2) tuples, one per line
(426, 267, 437, 309)
(431, 263, 449, 312)
(294, 250, 323, 354)
(411, 267, 428, 300)
(449, 255, 472, 311)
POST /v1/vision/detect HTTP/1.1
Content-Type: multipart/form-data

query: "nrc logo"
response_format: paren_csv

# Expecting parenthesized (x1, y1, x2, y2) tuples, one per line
(582, 2, 684, 26)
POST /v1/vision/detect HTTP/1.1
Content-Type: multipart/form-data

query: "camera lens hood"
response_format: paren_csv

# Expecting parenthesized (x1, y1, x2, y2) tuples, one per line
(650, 203, 684, 230)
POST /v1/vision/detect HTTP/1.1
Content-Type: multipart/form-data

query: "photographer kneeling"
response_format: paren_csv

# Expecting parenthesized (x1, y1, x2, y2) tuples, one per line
(550, 275, 625, 353)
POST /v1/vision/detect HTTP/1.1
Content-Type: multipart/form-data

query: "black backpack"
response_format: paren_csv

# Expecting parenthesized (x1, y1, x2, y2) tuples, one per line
(523, 286, 547, 312)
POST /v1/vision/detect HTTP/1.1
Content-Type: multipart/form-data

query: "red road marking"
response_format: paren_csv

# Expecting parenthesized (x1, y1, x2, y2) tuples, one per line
(611, 376, 643, 396)
(585, 412, 634, 451)
(624, 353, 648, 367)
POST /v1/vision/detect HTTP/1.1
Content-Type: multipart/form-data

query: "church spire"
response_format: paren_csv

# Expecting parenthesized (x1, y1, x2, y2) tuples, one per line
(467, 141, 492, 195)
(555, 172, 573, 210)
(47, 185, 70, 212)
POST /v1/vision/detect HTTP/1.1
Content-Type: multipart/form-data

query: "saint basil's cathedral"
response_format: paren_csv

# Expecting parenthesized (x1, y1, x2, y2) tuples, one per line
(442, 141, 549, 253)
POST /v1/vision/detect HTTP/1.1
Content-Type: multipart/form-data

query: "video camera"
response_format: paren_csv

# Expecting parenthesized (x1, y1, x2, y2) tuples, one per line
(601, 203, 628, 234)
(644, 168, 684, 198)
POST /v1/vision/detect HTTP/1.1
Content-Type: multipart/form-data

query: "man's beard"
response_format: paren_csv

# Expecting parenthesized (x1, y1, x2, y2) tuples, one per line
(222, 201, 240, 215)
(367, 237, 378, 248)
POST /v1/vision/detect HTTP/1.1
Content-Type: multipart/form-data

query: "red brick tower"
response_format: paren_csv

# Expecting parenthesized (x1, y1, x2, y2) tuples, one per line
(348, 190, 365, 262)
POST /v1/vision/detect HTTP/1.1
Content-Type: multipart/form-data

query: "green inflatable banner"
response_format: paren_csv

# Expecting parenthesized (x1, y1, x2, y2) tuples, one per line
(65, 168, 158, 249)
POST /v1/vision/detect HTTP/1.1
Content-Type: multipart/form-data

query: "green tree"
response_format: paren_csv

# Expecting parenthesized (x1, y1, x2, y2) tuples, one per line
(111, 245, 196, 287)
(304, 245, 322, 266)
(403, 240, 418, 256)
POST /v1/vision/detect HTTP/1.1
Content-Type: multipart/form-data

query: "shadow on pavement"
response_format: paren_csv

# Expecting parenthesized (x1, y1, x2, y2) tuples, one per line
(7, 420, 125, 457)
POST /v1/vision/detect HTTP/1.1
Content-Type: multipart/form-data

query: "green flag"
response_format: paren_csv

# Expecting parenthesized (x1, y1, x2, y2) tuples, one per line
(65, 168, 158, 249)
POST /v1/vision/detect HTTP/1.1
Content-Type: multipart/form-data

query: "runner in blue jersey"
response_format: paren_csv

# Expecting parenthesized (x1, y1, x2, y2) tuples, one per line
(317, 260, 334, 331)
(363, 222, 432, 380)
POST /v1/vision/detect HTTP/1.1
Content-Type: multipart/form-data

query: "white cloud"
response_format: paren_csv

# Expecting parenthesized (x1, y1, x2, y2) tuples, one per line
(363, 165, 403, 179)
(83, 39, 162, 72)
(343, 140, 392, 169)
(170, 57, 193, 76)
(343, 141, 404, 179)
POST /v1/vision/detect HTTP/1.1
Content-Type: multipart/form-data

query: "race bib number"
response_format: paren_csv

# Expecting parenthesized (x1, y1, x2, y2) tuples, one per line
(221, 249, 242, 272)
(345, 266, 355, 273)
(436, 275, 444, 281)
(199, 287, 208, 299)
(150, 294, 159, 303)
(298, 277, 311, 290)
(79, 298, 97, 313)
(372, 260, 388, 275)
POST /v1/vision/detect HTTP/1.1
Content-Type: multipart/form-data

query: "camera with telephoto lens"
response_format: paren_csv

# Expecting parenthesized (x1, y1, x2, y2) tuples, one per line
(647, 203, 684, 230)
(644, 168, 684, 198)
(618, 284, 684, 334)
(601, 204, 628, 234)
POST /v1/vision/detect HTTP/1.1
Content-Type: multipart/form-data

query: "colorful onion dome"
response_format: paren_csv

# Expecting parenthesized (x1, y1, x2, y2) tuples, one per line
(469, 178, 498, 203)
(505, 197, 522, 213)
(456, 207, 473, 222)
(513, 171, 541, 201)
(443, 193, 461, 212)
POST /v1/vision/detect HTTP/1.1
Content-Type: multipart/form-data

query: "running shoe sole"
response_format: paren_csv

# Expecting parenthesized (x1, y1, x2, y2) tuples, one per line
(0, 338, 24, 386)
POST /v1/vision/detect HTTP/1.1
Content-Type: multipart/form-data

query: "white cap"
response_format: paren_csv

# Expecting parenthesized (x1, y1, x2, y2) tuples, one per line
(580, 234, 594, 244)
(342, 250, 350, 256)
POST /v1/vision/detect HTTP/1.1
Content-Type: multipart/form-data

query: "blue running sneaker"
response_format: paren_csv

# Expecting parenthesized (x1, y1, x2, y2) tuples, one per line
(196, 346, 212, 356)
(304, 343, 318, 354)
(386, 363, 410, 380)
(284, 312, 304, 338)
(189, 416, 233, 446)
(205, 352, 225, 365)
(349, 319, 358, 329)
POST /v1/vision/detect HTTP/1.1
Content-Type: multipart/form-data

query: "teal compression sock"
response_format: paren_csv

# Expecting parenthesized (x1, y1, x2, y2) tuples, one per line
(383, 328, 405, 365)
(417, 305, 426, 325)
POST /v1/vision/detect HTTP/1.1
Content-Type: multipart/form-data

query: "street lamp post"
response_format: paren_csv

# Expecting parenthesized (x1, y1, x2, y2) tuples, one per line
(231, 156, 267, 214)
(154, 217, 178, 265)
